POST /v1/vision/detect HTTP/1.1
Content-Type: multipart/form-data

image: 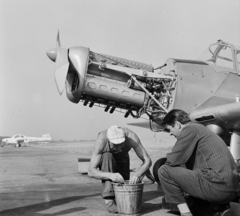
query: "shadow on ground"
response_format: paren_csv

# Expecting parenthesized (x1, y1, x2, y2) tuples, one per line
(0, 193, 99, 216)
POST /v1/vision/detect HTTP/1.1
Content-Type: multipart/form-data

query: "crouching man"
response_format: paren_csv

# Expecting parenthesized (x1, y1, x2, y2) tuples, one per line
(88, 125, 154, 214)
(158, 109, 239, 216)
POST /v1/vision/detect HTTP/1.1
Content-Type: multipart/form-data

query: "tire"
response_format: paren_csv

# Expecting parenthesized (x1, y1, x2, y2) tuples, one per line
(152, 157, 167, 185)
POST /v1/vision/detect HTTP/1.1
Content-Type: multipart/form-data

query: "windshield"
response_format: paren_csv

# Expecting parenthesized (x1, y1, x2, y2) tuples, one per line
(199, 44, 234, 69)
(237, 51, 240, 69)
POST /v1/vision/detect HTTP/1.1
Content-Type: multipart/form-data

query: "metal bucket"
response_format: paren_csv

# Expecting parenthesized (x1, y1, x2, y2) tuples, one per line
(112, 181, 144, 216)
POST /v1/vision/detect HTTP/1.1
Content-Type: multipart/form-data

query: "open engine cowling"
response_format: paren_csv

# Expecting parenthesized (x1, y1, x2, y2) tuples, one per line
(66, 48, 149, 110)
(47, 34, 177, 131)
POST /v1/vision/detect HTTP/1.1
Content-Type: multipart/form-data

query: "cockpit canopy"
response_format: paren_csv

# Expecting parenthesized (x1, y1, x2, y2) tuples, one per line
(13, 134, 25, 139)
(199, 40, 240, 75)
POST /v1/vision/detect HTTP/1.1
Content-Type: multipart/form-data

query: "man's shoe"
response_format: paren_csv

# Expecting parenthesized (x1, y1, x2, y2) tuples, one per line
(161, 196, 179, 212)
(105, 200, 118, 214)
(213, 203, 231, 216)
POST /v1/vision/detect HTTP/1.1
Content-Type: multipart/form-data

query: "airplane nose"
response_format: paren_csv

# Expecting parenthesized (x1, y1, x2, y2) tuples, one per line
(46, 48, 58, 62)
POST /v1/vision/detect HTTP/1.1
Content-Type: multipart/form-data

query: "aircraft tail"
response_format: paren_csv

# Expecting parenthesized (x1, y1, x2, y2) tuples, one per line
(42, 134, 51, 140)
(42, 134, 50, 137)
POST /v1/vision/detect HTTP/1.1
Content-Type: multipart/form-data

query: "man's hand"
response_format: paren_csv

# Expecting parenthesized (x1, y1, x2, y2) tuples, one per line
(110, 173, 124, 183)
(129, 175, 141, 184)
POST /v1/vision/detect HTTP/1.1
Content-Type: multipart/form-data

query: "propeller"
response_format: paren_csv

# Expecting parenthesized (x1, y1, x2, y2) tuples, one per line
(46, 31, 90, 102)
(46, 31, 69, 95)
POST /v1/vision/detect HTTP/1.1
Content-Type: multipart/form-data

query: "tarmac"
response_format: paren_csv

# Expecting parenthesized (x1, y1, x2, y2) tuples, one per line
(0, 141, 239, 216)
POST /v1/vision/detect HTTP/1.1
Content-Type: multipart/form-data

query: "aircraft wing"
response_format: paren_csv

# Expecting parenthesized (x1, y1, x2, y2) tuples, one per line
(127, 121, 150, 128)
(127, 119, 165, 132)
(189, 102, 240, 147)
(190, 102, 240, 132)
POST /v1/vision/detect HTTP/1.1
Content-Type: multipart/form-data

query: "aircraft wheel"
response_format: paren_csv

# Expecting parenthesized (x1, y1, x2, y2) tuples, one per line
(152, 157, 167, 185)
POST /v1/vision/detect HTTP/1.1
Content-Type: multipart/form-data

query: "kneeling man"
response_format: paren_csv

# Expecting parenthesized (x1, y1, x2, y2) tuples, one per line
(159, 109, 239, 216)
(88, 125, 154, 214)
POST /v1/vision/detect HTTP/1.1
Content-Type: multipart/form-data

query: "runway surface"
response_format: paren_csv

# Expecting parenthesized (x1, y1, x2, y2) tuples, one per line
(0, 141, 239, 216)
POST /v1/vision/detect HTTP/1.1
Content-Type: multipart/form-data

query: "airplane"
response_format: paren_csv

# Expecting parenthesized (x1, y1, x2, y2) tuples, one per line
(46, 33, 240, 182)
(1, 134, 51, 147)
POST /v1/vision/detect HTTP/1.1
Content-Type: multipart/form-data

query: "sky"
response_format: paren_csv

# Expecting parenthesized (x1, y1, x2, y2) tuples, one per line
(0, 0, 239, 141)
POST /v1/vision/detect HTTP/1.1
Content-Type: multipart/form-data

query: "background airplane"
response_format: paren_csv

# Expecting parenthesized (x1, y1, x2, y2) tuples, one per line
(46, 34, 240, 181)
(1, 134, 51, 148)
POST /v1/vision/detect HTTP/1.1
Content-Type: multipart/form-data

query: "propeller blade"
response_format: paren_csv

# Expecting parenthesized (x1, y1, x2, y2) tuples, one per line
(55, 63, 69, 95)
(56, 30, 61, 48)
(47, 31, 70, 95)
(54, 47, 69, 94)
(56, 47, 68, 70)
(54, 32, 69, 94)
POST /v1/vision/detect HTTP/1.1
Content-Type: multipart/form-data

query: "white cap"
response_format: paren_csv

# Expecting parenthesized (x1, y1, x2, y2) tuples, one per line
(107, 125, 125, 144)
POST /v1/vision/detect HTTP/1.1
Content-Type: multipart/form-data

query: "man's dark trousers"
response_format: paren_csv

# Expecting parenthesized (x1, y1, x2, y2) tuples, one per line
(158, 165, 237, 205)
(100, 152, 130, 198)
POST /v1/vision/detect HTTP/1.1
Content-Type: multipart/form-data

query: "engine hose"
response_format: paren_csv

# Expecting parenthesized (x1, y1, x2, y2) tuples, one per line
(130, 110, 141, 119)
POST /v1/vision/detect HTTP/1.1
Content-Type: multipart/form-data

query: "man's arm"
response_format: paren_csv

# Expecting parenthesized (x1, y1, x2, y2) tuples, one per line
(129, 132, 152, 183)
(88, 133, 124, 183)
(166, 126, 198, 166)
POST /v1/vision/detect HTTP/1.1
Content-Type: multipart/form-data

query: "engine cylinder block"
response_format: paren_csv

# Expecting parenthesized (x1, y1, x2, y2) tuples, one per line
(83, 76, 146, 108)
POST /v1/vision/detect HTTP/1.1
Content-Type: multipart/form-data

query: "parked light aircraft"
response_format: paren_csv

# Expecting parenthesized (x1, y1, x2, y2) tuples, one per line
(1, 134, 51, 147)
(46, 33, 240, 181)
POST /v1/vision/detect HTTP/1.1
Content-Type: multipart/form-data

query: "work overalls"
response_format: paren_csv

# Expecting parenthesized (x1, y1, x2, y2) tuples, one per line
(99, 132, 131, 198)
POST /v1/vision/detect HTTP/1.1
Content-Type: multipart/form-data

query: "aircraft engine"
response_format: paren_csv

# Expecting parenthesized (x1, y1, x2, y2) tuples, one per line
(47, 33, 177, 131)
